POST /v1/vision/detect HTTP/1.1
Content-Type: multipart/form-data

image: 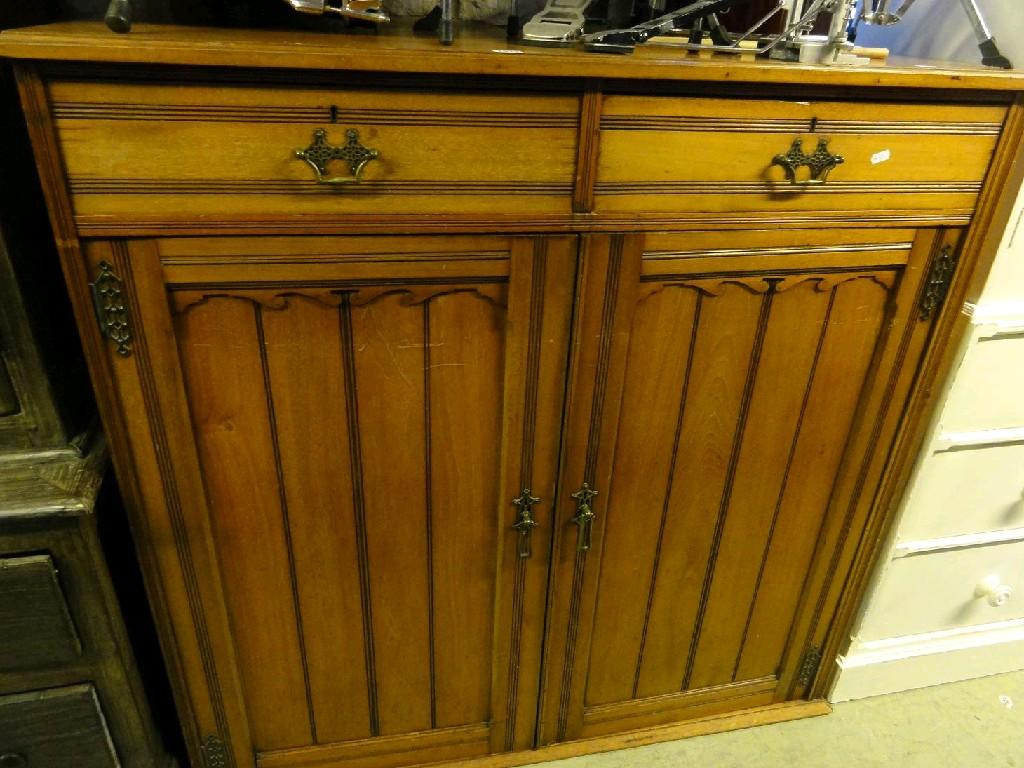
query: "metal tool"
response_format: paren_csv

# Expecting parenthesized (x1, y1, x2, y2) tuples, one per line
(103, 0, 390, 33)
(582, 0, 1010, 70)
(582, 0, 750, 53)
(860, 0, 915, 24)
(522, 0, 595, 46)
(284, 0, 391, 23)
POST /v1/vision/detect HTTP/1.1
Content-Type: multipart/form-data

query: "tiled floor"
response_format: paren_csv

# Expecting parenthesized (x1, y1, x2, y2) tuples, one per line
(543, 671, 1024, 767)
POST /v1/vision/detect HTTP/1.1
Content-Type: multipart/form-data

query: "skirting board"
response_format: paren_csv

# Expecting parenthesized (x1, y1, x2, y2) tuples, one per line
(830, 619, 1024, 702)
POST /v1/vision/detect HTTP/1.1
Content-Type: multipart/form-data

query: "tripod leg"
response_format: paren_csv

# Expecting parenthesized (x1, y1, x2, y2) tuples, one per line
(958, 0, 1011, 69)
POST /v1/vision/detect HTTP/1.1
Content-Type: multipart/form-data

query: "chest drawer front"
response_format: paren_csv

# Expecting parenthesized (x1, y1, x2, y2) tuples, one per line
(596, 96, 1005, 215)
(858, 540, 1024, 641)
(49, 80, 579, 221)
(898, 443, 1024, 541)
(0, 685, 119, 768)
(940, 330, 1024, 433)
(0, 554, 81, 671)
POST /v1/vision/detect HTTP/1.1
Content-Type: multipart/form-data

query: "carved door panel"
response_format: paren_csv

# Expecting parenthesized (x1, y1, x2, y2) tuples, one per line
(539, 228, 955, 743)
(84, 234, 575, 767)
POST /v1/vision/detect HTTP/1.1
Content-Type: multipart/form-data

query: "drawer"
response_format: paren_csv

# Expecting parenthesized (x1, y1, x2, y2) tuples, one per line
(0, 554, 81, 671)
(595, 96, 1005, 215)
(858, 540, 1024, 641)
(47, 79, 579, 221)
(0, 685, 119, 768)
(898, 443, 1024, 541)
(941, 329, 1024, 433)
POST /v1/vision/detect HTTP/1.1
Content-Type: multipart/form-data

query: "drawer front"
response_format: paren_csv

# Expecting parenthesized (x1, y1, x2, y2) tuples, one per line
(48, 80, 579, 221)
(0, 685, 119, 768)
(596, 96, 1005, 215)
(0, 554, 81, 671)
(941, 330, 1024, 433)
(858, 540, 1024, 641)
(899, 443, 1024, 541)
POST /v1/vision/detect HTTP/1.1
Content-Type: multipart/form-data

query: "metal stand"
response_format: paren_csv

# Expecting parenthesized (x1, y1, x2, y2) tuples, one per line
(958, 0, 1011, 69)
(582, 0, 749, 53)
(862, 0, 1011, 69)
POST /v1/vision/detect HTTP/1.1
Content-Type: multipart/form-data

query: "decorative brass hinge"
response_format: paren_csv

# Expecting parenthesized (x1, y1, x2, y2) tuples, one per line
(89, 260, 133, 357)
(201, 734, 228, 768)
(797, 645, 823, 687)
(919, 244, 958, 321)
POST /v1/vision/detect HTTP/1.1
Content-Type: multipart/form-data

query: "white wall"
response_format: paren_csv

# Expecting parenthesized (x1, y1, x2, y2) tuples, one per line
(854, 0, 1023, 68)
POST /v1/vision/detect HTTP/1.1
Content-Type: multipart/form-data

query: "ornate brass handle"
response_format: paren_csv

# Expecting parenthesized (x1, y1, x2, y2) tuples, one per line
(512, 488, 541, 558)
(295, 128, 379, 184)
(771, 137, 844, 185)
(570, 482, 598, 552)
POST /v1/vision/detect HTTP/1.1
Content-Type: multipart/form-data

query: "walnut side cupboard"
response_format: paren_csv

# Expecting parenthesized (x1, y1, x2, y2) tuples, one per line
(2, 22, 1022, 768)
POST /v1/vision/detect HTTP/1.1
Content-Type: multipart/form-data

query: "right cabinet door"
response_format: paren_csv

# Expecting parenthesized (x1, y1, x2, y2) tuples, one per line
(540, 227, 950, 742)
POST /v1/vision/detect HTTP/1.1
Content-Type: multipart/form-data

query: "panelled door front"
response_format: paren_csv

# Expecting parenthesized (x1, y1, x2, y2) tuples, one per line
(540, 228, 949, 743)
(86, 234, 575, 768)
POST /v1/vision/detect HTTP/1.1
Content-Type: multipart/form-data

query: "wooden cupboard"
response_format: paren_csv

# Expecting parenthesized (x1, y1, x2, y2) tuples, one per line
(540, 228, 942, 742)
(3, 20, 1024, 768)
(92, 233, 576, 765)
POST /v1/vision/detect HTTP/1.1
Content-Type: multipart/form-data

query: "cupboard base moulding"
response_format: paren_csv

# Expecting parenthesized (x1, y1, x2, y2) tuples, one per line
(258, 701, 833, 768)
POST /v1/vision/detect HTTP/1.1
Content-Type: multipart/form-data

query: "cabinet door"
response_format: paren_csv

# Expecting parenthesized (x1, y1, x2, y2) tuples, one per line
(85, 234, 575, 766)
(540, 228, 949, 742)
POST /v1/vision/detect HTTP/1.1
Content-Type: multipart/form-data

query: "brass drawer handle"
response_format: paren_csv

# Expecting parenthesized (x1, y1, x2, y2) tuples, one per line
(771, 137, 844, 185)
(0, 753, 27, 768)
(570, 482, 598, 552)
(512, 488, 541, 558)
(295, 128, 379, 184)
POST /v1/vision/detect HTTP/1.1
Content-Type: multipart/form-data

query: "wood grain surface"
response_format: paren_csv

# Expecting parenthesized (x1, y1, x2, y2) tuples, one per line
(2, 20, 1024, 90)
(7, 25, 1024, 768)
(0, 554, 82, 670)
(49, 80, 579, 220)
(151, 234, 575, 762)
(538, 228, 931, 742)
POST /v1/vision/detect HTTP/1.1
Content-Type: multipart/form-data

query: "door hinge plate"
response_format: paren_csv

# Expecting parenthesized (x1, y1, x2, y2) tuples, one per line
(919, 244, 958, 321)
(797, 644, 823, 687)
(202, 734, 228, 768)
(89, 260, 133, 357)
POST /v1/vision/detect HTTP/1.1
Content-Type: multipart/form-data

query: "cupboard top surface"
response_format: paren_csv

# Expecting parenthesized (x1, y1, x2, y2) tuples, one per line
(2, 20, 1024, 92)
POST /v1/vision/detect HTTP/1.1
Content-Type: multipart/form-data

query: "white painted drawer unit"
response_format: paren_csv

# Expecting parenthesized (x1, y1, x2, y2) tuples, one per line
(858, 540, 1024, 641)
(939, 327, 1024, 433)
(832, 189, 1024, 702)
(897, 442, 1024, 542)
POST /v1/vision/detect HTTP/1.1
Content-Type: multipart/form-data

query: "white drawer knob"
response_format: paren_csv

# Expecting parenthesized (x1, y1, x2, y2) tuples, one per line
(975, 574, 1013, 607)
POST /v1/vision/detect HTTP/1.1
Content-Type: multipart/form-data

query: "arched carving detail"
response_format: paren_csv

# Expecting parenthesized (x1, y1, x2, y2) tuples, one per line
(637, 272, 896, 303)
(170, 283, 507, 315)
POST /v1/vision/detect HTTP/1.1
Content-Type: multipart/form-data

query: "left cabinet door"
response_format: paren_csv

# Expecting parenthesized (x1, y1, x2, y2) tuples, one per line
(83, 234, 576, 767)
